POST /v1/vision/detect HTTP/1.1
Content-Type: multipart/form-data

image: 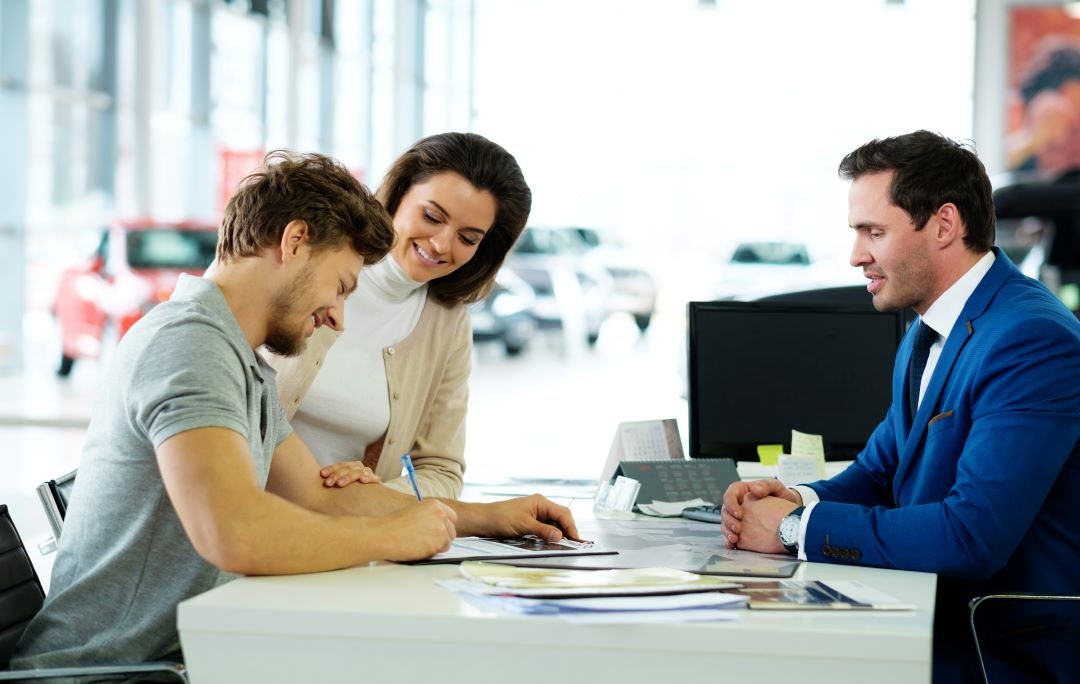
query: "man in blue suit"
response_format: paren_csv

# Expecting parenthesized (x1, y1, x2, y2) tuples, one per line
(722, 130, 1080, 682)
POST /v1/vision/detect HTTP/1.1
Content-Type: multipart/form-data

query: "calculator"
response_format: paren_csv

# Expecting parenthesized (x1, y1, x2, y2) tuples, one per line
(612, 458, 739, 508)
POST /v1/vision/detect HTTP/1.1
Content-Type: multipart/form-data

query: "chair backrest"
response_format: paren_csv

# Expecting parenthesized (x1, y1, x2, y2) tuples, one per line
(35, 469, 76, 541)
(0, 504, 46, 669)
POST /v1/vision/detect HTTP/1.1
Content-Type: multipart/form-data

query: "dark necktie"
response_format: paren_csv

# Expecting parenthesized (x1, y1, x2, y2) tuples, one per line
(908, 322, 937, 417)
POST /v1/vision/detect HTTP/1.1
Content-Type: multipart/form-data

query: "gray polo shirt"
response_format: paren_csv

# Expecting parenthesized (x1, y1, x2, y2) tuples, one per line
(12, 274, 292, 668)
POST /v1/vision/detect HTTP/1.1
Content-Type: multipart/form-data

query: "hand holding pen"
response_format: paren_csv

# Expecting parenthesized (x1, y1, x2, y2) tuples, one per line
(401, 453, 423, 501)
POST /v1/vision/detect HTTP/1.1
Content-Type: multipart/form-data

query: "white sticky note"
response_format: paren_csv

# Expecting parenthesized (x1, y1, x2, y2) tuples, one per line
(776, 454, 825, 485)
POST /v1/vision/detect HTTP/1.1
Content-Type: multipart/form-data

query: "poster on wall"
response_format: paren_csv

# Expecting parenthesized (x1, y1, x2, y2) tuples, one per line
(1007, 7, 1080, 174)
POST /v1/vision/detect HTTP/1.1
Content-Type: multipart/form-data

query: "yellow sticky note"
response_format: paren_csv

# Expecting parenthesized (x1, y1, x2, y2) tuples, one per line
(790, 430, 825, 460)
(757, 444, 783, 466)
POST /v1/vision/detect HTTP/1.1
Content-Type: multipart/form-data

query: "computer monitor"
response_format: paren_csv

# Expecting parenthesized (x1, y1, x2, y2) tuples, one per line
(687, 300, 905, 462)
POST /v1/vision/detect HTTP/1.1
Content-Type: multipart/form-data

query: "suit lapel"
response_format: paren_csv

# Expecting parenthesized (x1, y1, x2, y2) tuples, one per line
(893, 249, 1017, 489)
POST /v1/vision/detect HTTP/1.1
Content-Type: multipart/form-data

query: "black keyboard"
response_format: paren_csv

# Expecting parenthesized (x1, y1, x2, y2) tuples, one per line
(681, 504, 723, 524)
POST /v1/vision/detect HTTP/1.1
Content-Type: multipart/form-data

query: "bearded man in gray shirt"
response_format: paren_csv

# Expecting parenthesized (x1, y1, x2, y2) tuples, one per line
(13, 151, 579, 670)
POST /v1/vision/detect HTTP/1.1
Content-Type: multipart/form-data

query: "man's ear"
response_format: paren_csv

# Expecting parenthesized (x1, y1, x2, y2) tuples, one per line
(934, 203, 964, 249)
(279, 220, 310, 264)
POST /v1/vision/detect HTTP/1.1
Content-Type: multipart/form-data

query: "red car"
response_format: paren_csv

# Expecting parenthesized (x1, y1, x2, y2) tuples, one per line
(53, 221, 219, 376)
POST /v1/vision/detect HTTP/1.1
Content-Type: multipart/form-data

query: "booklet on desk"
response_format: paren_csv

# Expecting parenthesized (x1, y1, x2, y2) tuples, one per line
(456, 561, 741, 597)
(725, 579, 914, 610)
(407, 534, 616, 565)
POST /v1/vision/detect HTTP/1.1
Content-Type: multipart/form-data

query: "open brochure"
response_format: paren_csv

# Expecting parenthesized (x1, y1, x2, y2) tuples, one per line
(438, 561, 746, 623)
(407, 534, 616, 565)
(724, 579, 914, 610)
(456, 561, 740, 597)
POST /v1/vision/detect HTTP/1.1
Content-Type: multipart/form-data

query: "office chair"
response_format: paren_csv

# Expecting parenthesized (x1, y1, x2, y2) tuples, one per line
(34, 469, 76, 556)
(35, 469, 76, 542)
(968, 593, 1080, 684)
(0, 504, 188, 682)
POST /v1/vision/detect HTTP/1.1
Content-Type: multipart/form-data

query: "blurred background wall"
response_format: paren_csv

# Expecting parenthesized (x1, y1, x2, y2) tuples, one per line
(0, 0, 1059, 374)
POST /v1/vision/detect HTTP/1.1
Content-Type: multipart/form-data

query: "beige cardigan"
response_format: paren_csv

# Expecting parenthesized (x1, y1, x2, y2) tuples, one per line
(267, 291, 470, 499)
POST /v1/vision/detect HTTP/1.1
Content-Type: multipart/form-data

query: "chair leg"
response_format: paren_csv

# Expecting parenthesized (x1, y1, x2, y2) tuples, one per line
(968, 594, 994, 684)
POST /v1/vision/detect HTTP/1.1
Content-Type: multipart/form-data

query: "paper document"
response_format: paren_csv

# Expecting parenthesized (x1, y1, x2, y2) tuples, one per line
(408, 534, 614, 565)
(438, 578, 745, 623)
(457, 561, 739, 597)
(434, 570, 747, 622)
(486, 518, 801, 578)
(440, 579, 744, 606)
(636, 498, 712, 518)
(777, 429, 827, 484)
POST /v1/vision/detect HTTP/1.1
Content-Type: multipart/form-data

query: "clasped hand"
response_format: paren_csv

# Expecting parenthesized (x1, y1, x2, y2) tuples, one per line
(721, 479, 802, 554)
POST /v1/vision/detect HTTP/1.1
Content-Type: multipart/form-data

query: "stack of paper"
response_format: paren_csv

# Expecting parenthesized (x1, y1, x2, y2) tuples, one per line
(776, 429, 827, 484)
(437, 562, 747, 623)
(636, 497, 712, 517)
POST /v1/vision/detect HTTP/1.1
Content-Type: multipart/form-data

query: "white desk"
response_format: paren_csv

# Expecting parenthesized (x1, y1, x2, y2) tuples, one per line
(178, 546, 935, 683)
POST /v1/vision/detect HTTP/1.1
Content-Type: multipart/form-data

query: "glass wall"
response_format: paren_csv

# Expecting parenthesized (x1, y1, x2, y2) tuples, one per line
(4, 0, 411, 374)
(1, 0, 981, 484)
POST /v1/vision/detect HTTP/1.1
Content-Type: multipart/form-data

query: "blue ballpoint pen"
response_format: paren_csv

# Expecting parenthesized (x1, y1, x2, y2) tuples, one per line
(400, 453, 423, 501)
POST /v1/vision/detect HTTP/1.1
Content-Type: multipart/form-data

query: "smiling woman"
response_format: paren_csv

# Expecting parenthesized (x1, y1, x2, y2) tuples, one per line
(265, 132, 533, 500)
(388, 172, 496, 283)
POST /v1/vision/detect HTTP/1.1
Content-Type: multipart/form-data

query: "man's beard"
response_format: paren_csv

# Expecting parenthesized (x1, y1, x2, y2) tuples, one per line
(264, 263, 314, 357)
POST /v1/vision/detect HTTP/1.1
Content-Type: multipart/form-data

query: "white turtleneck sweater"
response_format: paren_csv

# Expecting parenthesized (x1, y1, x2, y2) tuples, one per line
(290, 256, 427, 466)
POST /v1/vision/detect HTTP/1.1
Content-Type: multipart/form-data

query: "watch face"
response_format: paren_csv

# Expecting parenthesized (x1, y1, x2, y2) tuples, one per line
(779, 514, 799, 546)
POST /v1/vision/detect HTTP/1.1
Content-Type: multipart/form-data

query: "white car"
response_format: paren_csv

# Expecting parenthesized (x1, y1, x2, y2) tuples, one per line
(711, 241, 859, 301)
(565, 227, 658, 332)
(507, 227, 615, 345)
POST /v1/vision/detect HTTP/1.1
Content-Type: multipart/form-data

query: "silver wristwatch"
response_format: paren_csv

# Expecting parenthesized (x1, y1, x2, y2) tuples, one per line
(778, 506, 805, 555)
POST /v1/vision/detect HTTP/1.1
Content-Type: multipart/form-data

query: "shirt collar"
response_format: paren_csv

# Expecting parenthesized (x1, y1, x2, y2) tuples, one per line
(920, 250, 996, 340)
(172, 274, 266, 382)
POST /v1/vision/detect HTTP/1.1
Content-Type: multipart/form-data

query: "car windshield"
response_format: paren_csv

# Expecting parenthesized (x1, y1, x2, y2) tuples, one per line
(730, 242, 810, 265)
(126, 228, 218, 269)
(514, 228, 589, 255)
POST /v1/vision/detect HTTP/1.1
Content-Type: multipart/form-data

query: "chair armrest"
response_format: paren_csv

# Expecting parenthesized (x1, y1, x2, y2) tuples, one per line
(968, 593, 1080, 684)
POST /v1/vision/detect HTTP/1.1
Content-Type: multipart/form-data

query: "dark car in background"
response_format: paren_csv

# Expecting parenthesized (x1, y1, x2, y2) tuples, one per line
(469, 267, 537, 356)
(53, 221, 218, 376)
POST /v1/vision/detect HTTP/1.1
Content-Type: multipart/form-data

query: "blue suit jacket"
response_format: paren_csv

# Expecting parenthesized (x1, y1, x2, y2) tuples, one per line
(805, 250, 1080, 608)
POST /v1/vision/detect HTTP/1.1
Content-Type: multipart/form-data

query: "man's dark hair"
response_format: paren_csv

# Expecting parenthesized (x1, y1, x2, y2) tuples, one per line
(217, 150, 395, 265)
(378, 132, 532, 305)
(838, 130, 995, 252)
